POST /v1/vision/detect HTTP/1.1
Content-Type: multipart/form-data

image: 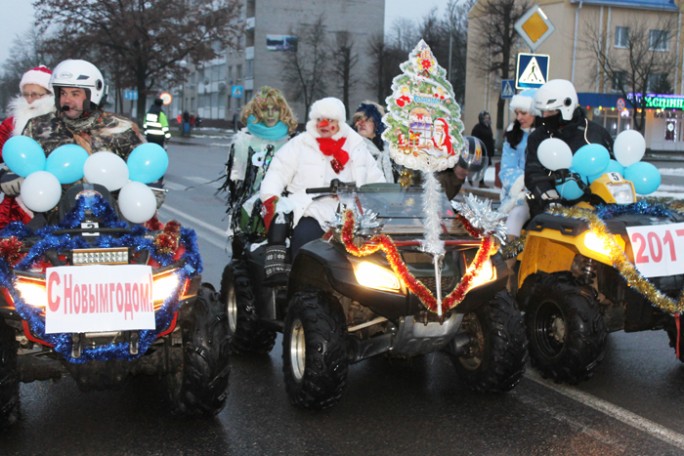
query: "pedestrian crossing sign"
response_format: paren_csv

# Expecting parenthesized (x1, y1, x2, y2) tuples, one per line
(516, 53, 549, 89)
(501, 79, 515, 99)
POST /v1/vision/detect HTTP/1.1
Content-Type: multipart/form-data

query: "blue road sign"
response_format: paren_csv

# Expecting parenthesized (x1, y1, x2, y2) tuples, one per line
(516, 53, 550, 89)
(501, 79, 515, 99)
(231, 85, 244, 99)
(123, 89, 138, 101)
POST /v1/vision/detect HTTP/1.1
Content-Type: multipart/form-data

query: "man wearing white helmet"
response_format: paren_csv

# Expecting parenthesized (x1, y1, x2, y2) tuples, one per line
(24, 59, 145, 159)
(524, 79, 613, 216)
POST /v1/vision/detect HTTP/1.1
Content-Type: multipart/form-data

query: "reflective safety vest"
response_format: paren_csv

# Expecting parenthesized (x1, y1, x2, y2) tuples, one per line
(143, 111, 171, 140)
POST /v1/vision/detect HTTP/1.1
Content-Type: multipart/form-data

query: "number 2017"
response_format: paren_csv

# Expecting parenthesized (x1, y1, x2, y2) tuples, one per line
(631, 229, 684, 263)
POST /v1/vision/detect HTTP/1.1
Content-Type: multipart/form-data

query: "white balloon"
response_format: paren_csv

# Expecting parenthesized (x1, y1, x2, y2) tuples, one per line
(537, 138, 573, 171)
(118, 181, 157, 224)
(83, 151, 129, 191)
(614, 130, 646, 167)
(20, 171, 62, 213)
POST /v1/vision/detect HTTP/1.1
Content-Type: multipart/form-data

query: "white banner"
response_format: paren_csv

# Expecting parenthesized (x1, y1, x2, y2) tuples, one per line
(45, 265, 155, 334)
(626, 223, 684, 278)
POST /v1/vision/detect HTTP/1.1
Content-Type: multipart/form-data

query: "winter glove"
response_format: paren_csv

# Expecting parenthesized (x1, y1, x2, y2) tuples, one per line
(541, 189, 560, 201)
(0, 172, 24, 197)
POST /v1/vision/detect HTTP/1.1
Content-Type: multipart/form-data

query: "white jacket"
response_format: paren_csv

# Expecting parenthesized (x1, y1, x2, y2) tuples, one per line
(260, 127, 386, 228)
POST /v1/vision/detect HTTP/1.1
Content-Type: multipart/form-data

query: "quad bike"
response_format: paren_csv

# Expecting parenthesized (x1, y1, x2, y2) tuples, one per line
(516, 170, 684, 384)
(221, 181, 527, 409)
(0, 183, 230, 428)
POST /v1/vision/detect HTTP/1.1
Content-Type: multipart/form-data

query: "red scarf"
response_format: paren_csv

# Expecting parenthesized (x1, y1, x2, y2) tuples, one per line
(317, 137, 349, 173)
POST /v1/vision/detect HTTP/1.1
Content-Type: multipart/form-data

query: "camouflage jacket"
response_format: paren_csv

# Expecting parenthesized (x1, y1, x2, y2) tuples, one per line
(24, 110, 145, 160)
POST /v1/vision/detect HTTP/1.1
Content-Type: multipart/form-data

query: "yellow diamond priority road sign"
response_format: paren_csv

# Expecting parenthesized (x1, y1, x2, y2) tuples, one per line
(515, 5, 555, 51)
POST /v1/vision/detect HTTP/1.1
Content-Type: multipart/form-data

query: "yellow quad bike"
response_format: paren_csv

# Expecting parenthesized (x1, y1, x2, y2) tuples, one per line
(515, 171, 684, 384)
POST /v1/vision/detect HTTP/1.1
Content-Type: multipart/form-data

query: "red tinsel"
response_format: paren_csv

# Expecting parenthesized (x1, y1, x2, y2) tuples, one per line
(341, 210, 495, 314)
(317, 137, 349, 173)
(0, 236, 24, 265)
(154, 220, 182, 255)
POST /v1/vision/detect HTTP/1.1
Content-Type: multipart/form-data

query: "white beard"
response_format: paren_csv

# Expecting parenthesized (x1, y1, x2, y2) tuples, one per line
(8, 94, 55, 136)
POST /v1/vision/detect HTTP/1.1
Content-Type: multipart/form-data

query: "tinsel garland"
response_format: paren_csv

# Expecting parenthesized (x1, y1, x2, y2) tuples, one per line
(0, 194, 203, 363)
(340, 210, 495, 314)
(549, 203, 684, 315)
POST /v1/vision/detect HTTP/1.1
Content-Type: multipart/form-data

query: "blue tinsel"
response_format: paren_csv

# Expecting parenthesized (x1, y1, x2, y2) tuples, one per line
(0, 194, 202, 364)
(595, 200, 674, 221)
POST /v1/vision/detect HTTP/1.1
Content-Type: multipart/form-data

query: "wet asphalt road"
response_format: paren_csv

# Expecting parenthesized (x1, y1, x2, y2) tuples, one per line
(2, 132, 684, 455)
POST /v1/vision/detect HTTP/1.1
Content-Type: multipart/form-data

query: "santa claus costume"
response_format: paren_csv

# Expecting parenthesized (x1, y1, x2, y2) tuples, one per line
(0, 65, 55, 228)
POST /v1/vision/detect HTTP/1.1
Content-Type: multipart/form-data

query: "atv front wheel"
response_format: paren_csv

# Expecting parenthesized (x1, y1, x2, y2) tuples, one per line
(519, 272, 607, 384)
(220, 261, 276, 354)
(283, 290, 348, 409)
(168, 285, 231, 416)
(450, 290, 528, 392)
(0, 318, 19, 428)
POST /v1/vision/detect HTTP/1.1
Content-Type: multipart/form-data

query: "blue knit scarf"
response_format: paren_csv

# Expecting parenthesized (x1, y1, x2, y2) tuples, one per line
(246, 115, 289, 141)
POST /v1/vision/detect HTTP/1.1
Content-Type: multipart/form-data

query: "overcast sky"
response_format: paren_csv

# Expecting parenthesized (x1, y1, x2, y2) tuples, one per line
(0, 0, 450, 67)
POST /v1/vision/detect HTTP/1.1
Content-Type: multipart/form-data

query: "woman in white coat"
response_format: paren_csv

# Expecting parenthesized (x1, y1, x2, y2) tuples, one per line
(260, 97, 386, 268)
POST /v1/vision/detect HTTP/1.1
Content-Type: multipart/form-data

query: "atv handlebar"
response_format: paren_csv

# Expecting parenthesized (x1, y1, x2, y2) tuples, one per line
(305, 179, 357, 195)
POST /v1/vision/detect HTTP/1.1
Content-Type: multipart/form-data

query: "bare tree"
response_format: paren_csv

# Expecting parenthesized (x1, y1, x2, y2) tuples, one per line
(280, 16, 329, 119)
(33, 0, 243, 120)
(0, 30, 51, 112)
(366, 33, 387, 102)
(469, 0, 531, 133)
(331, 31, 359, 110)
(583, 16, 678, 132)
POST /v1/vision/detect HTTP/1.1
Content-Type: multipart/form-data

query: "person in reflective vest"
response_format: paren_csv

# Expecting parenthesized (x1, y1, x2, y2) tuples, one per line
(143, 97, 171, 146)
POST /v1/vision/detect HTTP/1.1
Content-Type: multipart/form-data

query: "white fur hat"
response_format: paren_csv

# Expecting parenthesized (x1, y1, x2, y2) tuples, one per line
(19, 65, 53, 93)
(309, 97, 347, 123)
(510, 89, 537, 115)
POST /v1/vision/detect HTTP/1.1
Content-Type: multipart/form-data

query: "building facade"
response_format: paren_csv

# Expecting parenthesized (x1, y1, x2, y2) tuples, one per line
(464, 0, 684, 152)
(170, 0, 385, 125)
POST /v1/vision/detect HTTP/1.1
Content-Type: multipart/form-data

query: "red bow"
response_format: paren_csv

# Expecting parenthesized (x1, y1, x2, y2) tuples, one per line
(317, 137, 349, 173)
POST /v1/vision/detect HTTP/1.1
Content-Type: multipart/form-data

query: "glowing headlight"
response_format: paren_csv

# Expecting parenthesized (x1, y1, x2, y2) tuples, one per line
(608, 183, 635, 205)
(15, 277, 47, 308)
(583, 231, 612, 257)
(153, 271, 181, 304)
(72, 247, 129, 265)
(469, 259, 496, 289)
(353, 261, 402, 292)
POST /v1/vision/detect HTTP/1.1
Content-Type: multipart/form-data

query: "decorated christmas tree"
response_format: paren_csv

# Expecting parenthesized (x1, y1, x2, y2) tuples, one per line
(382, 39, 466, 173)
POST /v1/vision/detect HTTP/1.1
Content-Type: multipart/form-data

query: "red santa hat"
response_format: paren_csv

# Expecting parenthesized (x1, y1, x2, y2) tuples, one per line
(19, 65, 53, 93)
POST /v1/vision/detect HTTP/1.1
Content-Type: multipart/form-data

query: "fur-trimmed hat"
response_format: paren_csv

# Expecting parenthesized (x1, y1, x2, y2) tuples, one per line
(19, 65, 53, 93)
(309, 97, 347, 123)
(510, 89, 538, 115)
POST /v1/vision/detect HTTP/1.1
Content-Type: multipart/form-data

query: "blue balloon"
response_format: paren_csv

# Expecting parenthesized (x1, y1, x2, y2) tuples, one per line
(2, 135, 46, 177)
(127, 143, 169, 184)
(571, 144, 610, 178)
(556, 180, 584, 200)
(45, 144, 89, 184)
(585, 159, 625, 184)
(624, 162, 661, 195)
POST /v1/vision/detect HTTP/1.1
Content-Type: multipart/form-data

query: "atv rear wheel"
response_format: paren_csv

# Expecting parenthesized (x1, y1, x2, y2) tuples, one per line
(0, 318, 19, 428)
(283, 290, 348, 409)
(168, 285, 231, 416)
(220, 261, 276, 354)
(450, 290, 528, 392)
(519, 272, 607, 384)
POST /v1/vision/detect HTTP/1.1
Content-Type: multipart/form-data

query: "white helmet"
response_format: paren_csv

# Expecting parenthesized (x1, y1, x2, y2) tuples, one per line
(50, 59, 106, 107)
(534, 79, 578, 121)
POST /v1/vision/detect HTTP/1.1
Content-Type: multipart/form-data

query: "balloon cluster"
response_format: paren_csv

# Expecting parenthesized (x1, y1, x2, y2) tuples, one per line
(1, 136, 168, 223)
(537, 130, 660, 197)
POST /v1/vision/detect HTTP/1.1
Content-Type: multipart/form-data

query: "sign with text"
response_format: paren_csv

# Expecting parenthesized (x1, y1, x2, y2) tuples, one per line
(626, 223, 684, 278)
(45, 265, 154, 334)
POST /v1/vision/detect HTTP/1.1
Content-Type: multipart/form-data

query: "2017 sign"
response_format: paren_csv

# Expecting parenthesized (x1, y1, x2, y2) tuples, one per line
(626, 223, 684, 278)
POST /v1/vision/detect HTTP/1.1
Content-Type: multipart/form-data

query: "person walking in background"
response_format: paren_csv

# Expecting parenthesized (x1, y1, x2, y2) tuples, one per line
(470, 110, 495, 188)
(499, 89, 537, 239)
(351, 101, 394, 182)
(0, 65, 55, 227)
(181, 110, 191, 137)
(143, 97, 171, 147)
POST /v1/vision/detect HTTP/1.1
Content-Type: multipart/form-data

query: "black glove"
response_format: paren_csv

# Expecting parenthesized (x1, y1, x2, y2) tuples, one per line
(0, 171, 24, 196)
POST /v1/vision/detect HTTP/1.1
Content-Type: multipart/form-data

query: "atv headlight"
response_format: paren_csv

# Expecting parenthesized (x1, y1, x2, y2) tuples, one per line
(608, 183, 635, 205)
(153, 270, 181, 305)
(15, 277, 47, 308)
(469, 259, 496, 289)
(353, 261, 402, 293)
(583, 231, 613, 258)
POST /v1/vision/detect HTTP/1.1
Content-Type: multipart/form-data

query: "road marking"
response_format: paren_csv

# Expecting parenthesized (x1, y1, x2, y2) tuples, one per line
(159, 204, 230, 250)
(527, 370, 684, 450)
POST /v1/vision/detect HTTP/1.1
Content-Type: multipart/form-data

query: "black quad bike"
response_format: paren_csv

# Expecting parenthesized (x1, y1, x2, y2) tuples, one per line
(0, 184, 230, 428)
(515, 171, 684, 384)
(221, 181, 527, 409)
